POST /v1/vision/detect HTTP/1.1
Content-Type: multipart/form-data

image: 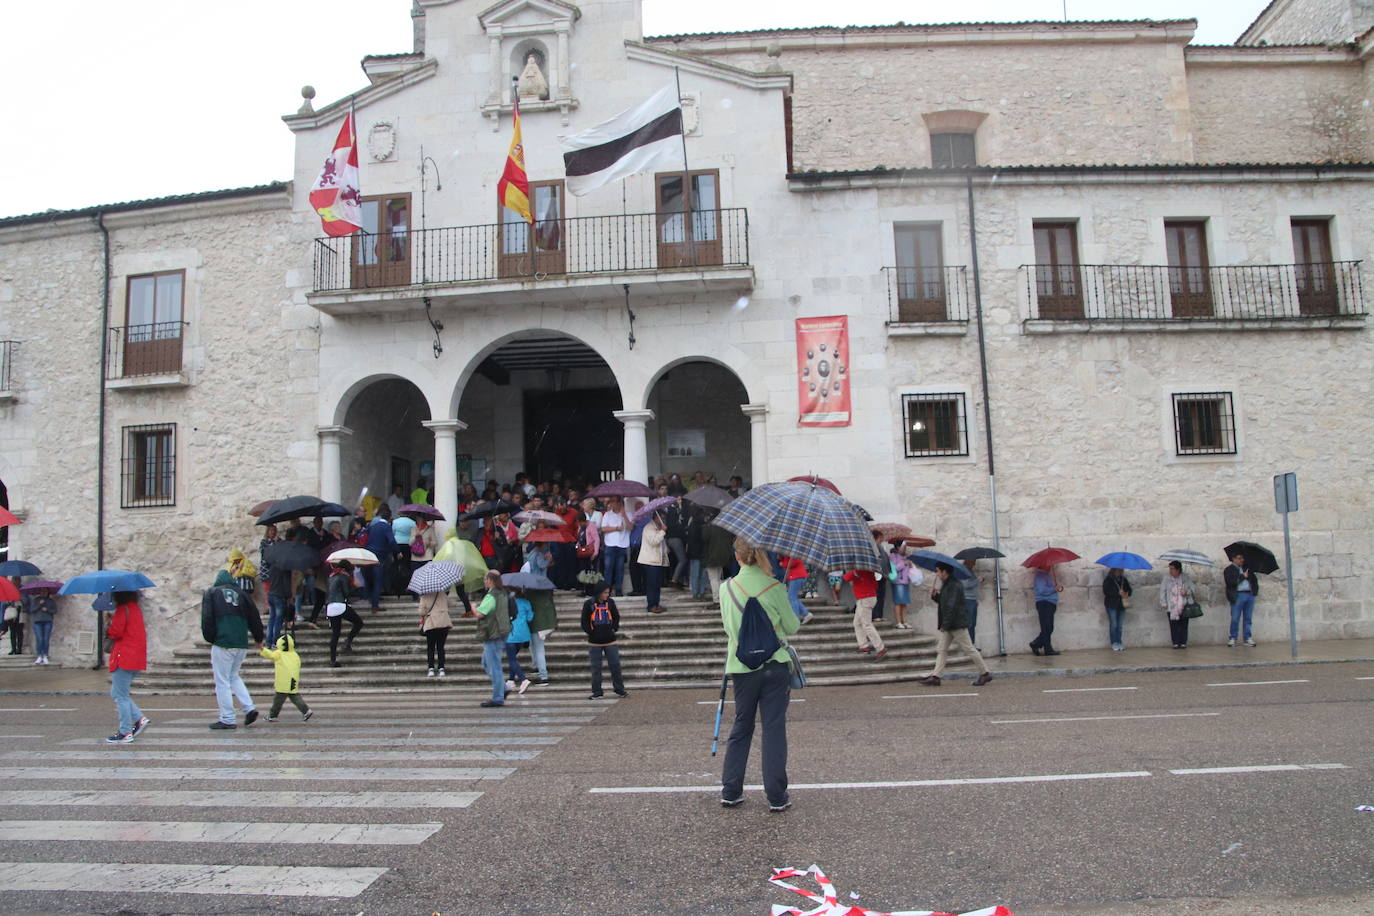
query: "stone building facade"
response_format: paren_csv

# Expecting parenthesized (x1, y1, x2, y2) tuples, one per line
(2, 0, 1372, 663)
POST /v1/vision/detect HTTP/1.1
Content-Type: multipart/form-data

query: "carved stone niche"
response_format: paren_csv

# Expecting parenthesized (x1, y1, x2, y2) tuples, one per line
(478, 0, 581, 128)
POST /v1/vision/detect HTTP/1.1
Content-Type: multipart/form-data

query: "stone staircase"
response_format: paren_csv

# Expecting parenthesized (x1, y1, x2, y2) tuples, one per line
(135, 590, 974, 695)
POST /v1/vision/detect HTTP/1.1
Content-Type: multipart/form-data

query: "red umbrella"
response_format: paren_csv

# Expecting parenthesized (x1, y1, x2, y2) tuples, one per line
(523, 527, 574, 543)
(1022, 547, 1080, 570)
(247, 500, 278, 518)
(787, 475, 841, 495)
(586, 479, 655, 499)
(0, 507, 20, 527)
(0, 579, 19, 602)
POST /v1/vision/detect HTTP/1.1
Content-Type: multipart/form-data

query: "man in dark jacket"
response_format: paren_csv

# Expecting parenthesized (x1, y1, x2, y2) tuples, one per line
(362, 504, 397, 611)
(202, 569, 266, 730)
(702, 520, 736, 606)
(580, 581, 626, 699)
(917, 563, 992, 688)
(1223, 552, 1259, 647)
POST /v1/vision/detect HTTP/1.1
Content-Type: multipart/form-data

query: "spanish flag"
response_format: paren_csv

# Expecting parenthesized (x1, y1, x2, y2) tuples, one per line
(498, 97, 532, 222)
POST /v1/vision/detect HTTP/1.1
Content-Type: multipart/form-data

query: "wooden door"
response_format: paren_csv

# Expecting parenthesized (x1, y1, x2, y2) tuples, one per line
(1033, 222, 1083, 319)
(894, 224, 946, 321)
(656, 171, 723, 268)
(1165, 220, 1213, 317)
(123, 272, 183, 376)
(499, 181, 565, 278)
(352, 195, 412, 288)
(1291, 219, 1337, 315)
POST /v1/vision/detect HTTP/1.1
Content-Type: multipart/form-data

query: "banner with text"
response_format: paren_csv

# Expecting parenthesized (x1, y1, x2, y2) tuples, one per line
(795, 316, 851, 427)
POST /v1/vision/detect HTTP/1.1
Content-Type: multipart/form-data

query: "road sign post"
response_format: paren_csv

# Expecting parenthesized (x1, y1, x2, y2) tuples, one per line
(1274, 472, 1299, 659)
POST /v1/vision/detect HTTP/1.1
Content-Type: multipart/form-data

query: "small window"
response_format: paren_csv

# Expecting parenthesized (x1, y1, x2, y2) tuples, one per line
(902, 394, 968, 457)
(122, 423, 176, 508)
(1172, 392, 1236, 456)
(931, 132, 976, 168)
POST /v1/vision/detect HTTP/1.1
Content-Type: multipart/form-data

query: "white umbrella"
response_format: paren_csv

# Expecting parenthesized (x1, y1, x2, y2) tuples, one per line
(327, 546, 380, 566)
(1158, 549, 1216, 567)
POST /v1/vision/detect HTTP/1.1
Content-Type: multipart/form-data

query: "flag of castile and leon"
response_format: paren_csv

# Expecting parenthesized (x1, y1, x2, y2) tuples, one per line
(309, 113, 362, 236)
(498, 99, 532, 222)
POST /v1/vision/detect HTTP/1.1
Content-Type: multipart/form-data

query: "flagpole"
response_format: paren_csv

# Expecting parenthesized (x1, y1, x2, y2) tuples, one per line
(673, 67, 698, 267)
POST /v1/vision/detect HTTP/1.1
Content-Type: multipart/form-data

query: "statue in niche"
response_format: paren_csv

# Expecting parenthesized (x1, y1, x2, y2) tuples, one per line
(517, 52, 549, 101)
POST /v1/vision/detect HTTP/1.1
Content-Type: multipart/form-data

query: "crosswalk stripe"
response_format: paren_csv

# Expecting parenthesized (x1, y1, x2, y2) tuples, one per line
(159, 715, 596, 726)
(0, 790, 481, 809)
(1, 749, 538, 762)
(0, 766, 513, 781)
(68, 735, 562, 747)
(0, 820, 442, 845)
(0, 861, 387, 898)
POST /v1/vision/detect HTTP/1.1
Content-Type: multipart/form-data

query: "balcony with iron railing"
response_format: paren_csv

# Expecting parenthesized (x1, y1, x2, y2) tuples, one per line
(0, 340, 16, 401)
(882, 266, 971, 333)
(1021, 261, 1367, 330)
(106, 322, 189, 387)
(309, 208, 753, 315)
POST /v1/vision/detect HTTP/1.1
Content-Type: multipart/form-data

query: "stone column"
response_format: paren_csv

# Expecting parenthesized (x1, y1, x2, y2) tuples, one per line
(316, 426, 353, 505)
(555, 21, 571, 99)
(612, 409, 655, 484)
(741, 403, 769, 487)
(423, 419, 467, 539)
(487, 28, 503, 106)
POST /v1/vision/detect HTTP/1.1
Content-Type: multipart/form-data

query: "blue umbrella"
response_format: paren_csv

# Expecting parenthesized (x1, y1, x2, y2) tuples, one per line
(0, 560, 42, 577)
(59, 570, 157, 595)
(1095, 551, 1153, 571)
(908, 549, 976, 581)
(502, 571, 555, 591)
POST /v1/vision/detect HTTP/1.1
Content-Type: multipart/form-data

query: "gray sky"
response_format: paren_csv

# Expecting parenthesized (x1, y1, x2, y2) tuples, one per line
(0, 1, 1264, 219)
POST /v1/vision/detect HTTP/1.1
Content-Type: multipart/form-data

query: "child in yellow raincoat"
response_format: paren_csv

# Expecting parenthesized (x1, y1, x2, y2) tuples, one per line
(259, 633, 313, 722)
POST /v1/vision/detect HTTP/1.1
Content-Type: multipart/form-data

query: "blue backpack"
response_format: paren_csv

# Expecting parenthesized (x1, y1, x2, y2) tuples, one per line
(729, 581, 782, 669)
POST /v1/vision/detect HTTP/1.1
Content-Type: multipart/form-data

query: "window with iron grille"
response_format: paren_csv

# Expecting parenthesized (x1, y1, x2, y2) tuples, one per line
(930, 132, 977, 168)
(121, 424, 176, 508)
(902, 393, 968, 457)
(1172, 392, 1236, 456)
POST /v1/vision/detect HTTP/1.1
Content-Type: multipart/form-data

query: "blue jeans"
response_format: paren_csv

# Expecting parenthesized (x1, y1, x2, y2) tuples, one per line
(530, 630, 548, 680)
(110, 667, 143, 735)
(644, 564, 664, 609)
(1229, 592, 1255, 640)
(266, 595, 287, 645)
(31, 620, 53, 657)
(722, 660, 790, 807)
(602, 547, 627, 596)
(482, 638, 507, 702)
(690, 559, 708, 597)
(361, 565, 384, 608)
(505, 641, 528, 682)
(786, 578, 808, 621)
(210, 645, 255, 724)
(966, 597, 978, 644)
(1106, 606, 1125, 646)
(667, 537, 688, 583)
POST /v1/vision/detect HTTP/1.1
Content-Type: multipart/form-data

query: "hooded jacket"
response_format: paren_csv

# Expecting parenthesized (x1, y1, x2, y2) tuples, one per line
(201, 570, 266, 649)
(259, 633, 302, 693)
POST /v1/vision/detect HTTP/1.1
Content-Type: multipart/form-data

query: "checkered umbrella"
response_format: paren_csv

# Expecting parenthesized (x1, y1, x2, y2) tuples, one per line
(713, 481, 883, 573)
(408, 560, 464, 594)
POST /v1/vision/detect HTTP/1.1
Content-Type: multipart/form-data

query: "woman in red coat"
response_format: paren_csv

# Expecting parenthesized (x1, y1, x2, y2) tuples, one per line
(105, 590, 149, 744)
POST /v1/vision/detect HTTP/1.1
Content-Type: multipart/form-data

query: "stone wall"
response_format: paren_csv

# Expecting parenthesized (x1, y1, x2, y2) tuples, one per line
(1240, 0, 1373, 45)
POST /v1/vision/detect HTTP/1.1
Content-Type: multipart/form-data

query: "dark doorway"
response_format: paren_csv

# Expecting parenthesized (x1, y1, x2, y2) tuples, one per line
(524, 388, 623, 484)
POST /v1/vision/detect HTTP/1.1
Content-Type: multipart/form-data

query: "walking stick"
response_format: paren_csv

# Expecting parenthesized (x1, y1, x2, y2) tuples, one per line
(709, 670, 729, 756)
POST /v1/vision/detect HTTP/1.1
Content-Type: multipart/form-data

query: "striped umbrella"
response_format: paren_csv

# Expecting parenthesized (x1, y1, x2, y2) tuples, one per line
(408, 560, 464, 594)
(1158, 548, 1217, 567)
(713, 481, 883, 573)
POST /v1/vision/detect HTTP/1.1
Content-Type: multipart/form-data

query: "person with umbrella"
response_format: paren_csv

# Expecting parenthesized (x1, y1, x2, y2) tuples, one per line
(325, 559, 366, 666)
(1159, 560, 1197, 649)
(1030, 566, 1064, 657)
(702, 513, 735, 606)
(418, 581, 452, 678)
(202, 570, 265, 731)
(638, 510, 670, 614)
(917, 562, 993, 688)
(2, 574, 24, 655)
(1224, 551, 1260, 647)
(843, 532, 888, 661)
(1102, 567, 1134, 652)
(106, 589, 150, 743)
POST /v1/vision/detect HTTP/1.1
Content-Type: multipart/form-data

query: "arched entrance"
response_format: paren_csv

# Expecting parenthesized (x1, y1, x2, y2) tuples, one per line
(340, 378, 432, 507)
(455, 334, 623, 489)
(646, 360, 751, 486)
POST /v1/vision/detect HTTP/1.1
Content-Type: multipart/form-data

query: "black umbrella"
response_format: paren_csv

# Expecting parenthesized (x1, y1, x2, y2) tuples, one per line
(954, 547, 1005, 562)
(257, 496, 351, 526)
(459, 499, 520, 521)
(0, 560, 43, 577)
(1223, 540, 1279, 575)
(264, 540, 323, 571)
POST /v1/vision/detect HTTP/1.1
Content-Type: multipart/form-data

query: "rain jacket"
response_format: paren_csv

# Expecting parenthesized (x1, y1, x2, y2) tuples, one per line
(638, 522, 669, 567)
(259, 633, 302, 693)
(106, 599, 147, 672)
(420, 591, 452, 631)
(435, 530, 489, 593)
(931, 576, 969, 631)
(703, 524, 735, 568)
(529, 589, 558, 634)
(509, 597, 534, 644)
(201, 570, 265, 649)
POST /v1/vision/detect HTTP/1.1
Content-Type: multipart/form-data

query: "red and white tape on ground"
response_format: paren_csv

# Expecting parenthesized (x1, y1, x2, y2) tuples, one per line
(769, 865, 1016, 916)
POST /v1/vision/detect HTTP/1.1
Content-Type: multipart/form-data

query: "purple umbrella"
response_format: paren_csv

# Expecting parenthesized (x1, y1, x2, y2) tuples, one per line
(20, 580, 63, 593)
(399, 503, 445, 521)
(632, 496, 678, 524)
(586, 479, 654, 499)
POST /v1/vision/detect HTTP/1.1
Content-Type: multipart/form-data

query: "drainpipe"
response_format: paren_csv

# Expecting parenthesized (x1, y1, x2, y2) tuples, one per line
(965, 174, 1006, 656)
(95, 212, 111, 669)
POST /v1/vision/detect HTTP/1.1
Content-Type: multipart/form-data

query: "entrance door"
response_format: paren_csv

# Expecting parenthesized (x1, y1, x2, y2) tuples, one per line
(894, 224, 946, 321)
(499, 181, 566, 278)
(655, 170, 723, 268)
(1033, 221, 1083, 319)
(124, 271, 184, 376)
(1165, 220, 1213, 317)
(1291, 218, 1337, 316)
(522, 388, 623, 483)
(352, 194, 411, 288)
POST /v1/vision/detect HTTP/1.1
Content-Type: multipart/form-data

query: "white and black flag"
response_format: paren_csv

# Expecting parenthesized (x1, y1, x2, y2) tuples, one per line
(561, 84, 684, 197)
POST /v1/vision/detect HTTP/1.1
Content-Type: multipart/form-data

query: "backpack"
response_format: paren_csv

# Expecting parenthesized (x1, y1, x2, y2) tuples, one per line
(589, 601, 613, 626)
(728, 580, 782, 670)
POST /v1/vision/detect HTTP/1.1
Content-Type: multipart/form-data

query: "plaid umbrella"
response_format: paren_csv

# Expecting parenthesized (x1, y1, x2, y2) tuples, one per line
(713, 482, 883, 573)
(398, 503, 445, 521)
(684, 485, 734, 510)
(586, 479, 654, 499)
(408, 560, 464, 594)
(631, 496, 677, 524)
(786, 475, 841, 495)
(1158, 548, 1216, 567)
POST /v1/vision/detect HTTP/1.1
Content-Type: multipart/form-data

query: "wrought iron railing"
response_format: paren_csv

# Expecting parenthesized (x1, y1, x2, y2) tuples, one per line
(1021, 261, 1366, 321)
(312, 208, 751, 292)
(882, 266, 971, 323)
(0, 340, 15, 391)
(106, 322, 187, 379)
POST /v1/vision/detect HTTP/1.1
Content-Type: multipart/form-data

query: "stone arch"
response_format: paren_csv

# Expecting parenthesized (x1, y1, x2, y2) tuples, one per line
(643, 357, 753, 488)
(447, 328, 626, 420)
(324, 363, 445, 428)
(639, 353, 758, 413)
(334, 375, 434, 509)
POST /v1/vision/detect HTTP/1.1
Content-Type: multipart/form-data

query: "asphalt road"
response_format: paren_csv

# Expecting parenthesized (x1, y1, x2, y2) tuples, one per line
(0, 662, 1371, 915)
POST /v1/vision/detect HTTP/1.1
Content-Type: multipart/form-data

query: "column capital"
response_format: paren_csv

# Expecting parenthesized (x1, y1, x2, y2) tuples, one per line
(740, 403, 768, 421)
(611, 409, 655, 428)
(422, 418, 468, 436)
(316, 425, 353, 441)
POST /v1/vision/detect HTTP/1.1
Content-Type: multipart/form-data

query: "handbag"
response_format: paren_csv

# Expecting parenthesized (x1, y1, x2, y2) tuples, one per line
(785, 644, 807, 689)
(1120, 593, 1132, 609)
(1182, 601, 1204, 619)
(411, 538, 425, 558)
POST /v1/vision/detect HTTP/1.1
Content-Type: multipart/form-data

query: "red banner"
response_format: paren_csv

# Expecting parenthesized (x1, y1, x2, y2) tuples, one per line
(795, 316, 851, 427)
